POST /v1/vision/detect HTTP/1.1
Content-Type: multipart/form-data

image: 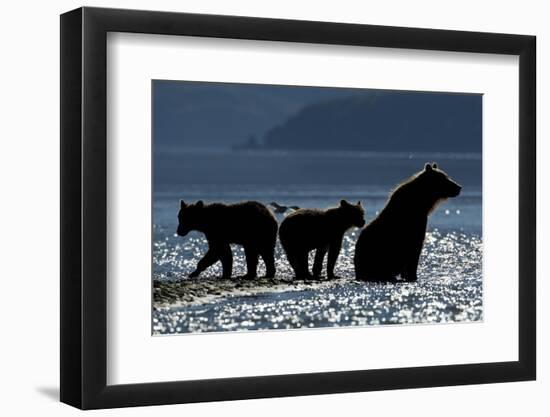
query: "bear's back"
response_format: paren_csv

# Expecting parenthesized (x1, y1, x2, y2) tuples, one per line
(202, 201, 277, 244)
(281, 208, 325, 230)
(279, 208, 340, 249)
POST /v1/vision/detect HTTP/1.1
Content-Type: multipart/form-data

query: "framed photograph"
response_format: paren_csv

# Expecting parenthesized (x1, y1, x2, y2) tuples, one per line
(60, 6, 536, 409)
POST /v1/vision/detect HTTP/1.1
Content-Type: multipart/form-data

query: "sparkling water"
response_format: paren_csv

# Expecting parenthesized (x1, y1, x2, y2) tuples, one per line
(152, 151, 482, 334)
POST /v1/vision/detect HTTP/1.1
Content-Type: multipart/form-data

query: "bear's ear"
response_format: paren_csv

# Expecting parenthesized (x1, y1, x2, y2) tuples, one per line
(340, 199, 350, 207)
(180, 200, 187, 209)
(357, 200, 362, 207)
(424, 163, 433, 172)
(432, 162, 438, 169)
(195, 200, 204, 208)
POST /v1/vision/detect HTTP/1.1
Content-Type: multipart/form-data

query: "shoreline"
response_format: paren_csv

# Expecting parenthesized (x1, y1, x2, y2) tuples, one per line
(152, 275, 483, 334)
(153, 277, 356, 307)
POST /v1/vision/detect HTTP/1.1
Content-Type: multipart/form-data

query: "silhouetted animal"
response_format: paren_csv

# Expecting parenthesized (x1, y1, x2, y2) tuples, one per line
(177, 200, 278, 279)
(269, 202, 300, 214)
(354, 163, 461, 282)
(279, 200, 365, 280)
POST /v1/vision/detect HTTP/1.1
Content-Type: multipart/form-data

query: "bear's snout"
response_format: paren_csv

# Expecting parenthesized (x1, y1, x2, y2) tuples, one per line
(357, 219, 366, 228)
(450, 183, 462, 197)
(177, 225, 189, 237)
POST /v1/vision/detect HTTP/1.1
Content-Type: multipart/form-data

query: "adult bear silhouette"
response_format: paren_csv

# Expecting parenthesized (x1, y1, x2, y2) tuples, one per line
(279, 200, 365, 280)
(177, 200, 278, 279)
(354, 163, 461, 282)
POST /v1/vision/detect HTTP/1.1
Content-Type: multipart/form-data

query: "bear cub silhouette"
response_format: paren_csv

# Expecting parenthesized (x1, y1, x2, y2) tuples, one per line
(177, 200, 278, 279)
(279, 200, 365, 280)
(354, 163, 461, 282)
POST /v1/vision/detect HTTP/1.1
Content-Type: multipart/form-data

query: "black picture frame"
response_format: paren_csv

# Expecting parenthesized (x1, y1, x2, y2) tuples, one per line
(60, 6, 536, 410)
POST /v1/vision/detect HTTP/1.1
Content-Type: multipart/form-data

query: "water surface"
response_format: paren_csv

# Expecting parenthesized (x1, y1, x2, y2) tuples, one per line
(152, 151, 482, 334)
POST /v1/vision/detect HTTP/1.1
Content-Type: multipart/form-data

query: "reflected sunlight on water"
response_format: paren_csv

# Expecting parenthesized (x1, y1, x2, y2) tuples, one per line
(152, 171, 482, 335)
(153, 229, 482, 334)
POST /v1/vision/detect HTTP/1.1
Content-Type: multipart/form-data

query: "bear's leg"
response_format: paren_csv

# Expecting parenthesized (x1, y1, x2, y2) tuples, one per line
(190, 247, 220, 278)
(286, 249, 310, 280)
(357, 263, 397, 282)
(218, 244, 233, 279)
(260, 248, 276, 278)
(402, 259, 419, 282)
(327, 239, 343, 279)
(284, 249, 299, 279)
(354, 253, 382, 281)
(354, 260, 363, 280)
(295, 250, 311, 280)
(402, 241, 423, 282)
(243, 246, 259, 279)
(312, 246, 328, 278)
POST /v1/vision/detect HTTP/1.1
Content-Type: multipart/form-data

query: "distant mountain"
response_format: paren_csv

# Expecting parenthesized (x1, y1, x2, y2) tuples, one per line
(260, 92, 482, 153)
(153, 81, 358, 149)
